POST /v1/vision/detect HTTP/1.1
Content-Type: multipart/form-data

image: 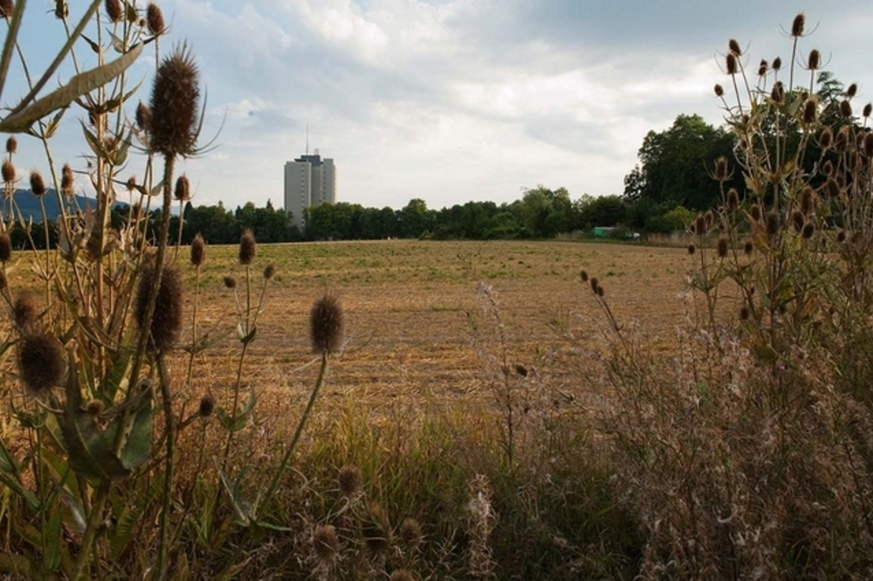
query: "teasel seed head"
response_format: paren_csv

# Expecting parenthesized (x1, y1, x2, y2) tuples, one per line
(149, 43, 200, 158)
(726, 53, 738, 75)
(313, 524, 339, 562)
(791, 13, 805, 37)
(772, 56, 782, 71)
(847, 83, 858, 99)
(864, 103, 872, 118)
(338, 465, 363, 497)
(714, 83, 724, 97)
(400, 517, 423, 549)
(728, 39, 742, 56)
(12, 292, 38, 330)
(589, 276, 600, 292)
(104, 0, 122, 23)
(0, 0, 13, 19)
(135, 101, 150, 132)
(802, 98, 817, 124)
(579, 269, 589, 282)
(757, 59, 768, 77)
(727, 188, 739, 210)
(61, 164, 74, 196)
(694, 215, 708, 236)
(807, 49, 820, 71)
(86, 399, 105, 416)
(819, 126, 833, 150)
(28, 171, 47, 197)
(0, 231, 12, 262)
(135, 261, 183, 352)
(146, 2, 164, 36)
(0, 270, 7, 292)
(262, 262, 275, 280)
(823, 160, 834, 176)
(2, 160, 15, 183)
(770, 81, 784, 103)
(54, 0, 67, 19)
(743, 240, 754, 255)
(174, 174, 190, 201)
(864, 132, 873, 159)
(514, 363, 528, 377)
(714, 156, 728, 181)
(765, 212, 780, 237)
(801, 221, 815, 239)
(739, 305, 751, 321)
(222, 275, 236, 289)
(800, 186, 814, 214)
(17, 332, 65, 394)
(238, 229, 256, 265)
(687, 244, 696, 255)
(126, 175, 137, 192)
(389, 571, 415, 581)
(837, 229, 847, 243)
(198, 395, 214, 417)
(190, 233, 206, 267)
(5, 136, 16, 154)
(717, 237, 729, 258)
(595, 285, 604, 298)
(836, 126, 850, 152)
(310, 293, 344, 355)
(749, 205, 762, 222)
(363, 503, 390, 554)
(791, 210, 805, 232)
(840, 99, 853, 119)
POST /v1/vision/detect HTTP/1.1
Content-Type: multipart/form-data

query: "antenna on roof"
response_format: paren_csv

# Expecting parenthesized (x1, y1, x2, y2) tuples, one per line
(306, 123, 309, 156)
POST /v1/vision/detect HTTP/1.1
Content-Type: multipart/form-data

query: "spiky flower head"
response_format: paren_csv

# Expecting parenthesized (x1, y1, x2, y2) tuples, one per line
(687, 244, 695, 255)
(694, 215, 707, 236)
(135, 101, 150, 132)
(238, 229, 256, 265)
(104, 0, 122, 22)
(757, 59, 768, 77)
(0, 0, 13, 19)
(61, 164, 74, 196)
(17, 332, 65, 394)
(313, 524, 339, 562)
(579, 269, 589, 282)
(146, 2, 164, 35)
(846, 83, 858, 99)
(770, 81, 784, 104)
(726, 53, 738, 75)
(86, 399, 105, 416)
(713, 84, 724, 97)
(727, 188, 739, 210)
(807, 49, 821, 71)
(791, 13, 805, 37)
(772, 56, 782, 70)
(791, 210, 805, 232)
(836, 126, 850, 152)
(198, 395, 214, 417)
(2, 160, 15, 183)
(5, 136, 16, 154)
(12, 292, 38, 330)
(29, 171, 47, 197)
(190, 233, 206, 267)
(713, 156, 728, 181)
(765, 212, 780, 237)
(840, 100, 853, 119)
(864, 103, 872, 118)
(717, 237, 729, 258)
(865, 133, 873, 159)
(801, 222, 815, 239)
(135, 261, 183, 352)
(338, 465, 362, 497)
(400, 517, 423, 549)
(222, 275, 236, 289)
(149, 43, 200, 158)
(174, 174, 190, 201)
(803, 98, 817, 124)
(0, 231, 12, 262)
(728, 39, 741, 56)
(263, 262, 275, 280)
(310, 293, 344, 354)
(739, 305, 751, 321)
(837, 230, 847, 243)
(743, 240, 754, 255)
(819, 127, 833, 150)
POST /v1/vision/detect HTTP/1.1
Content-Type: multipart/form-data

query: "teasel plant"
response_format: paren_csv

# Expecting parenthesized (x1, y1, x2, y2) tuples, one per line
(0, 2, 215, 580)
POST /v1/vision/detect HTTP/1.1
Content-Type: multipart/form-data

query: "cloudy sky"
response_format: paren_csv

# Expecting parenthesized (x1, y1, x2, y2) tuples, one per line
(5, 1, 873, 212)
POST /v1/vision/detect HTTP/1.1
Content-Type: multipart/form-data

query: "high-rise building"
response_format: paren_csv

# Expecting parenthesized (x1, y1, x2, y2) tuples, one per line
(283, 150, 336, 232)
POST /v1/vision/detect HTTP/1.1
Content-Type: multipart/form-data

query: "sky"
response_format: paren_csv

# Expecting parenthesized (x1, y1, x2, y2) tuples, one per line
(4, 0, 873, 212)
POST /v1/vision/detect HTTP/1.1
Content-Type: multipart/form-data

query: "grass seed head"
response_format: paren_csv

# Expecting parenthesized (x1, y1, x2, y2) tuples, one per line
(149, 44, 200, 158)
(791, 12, 805, 37)
(135, 261, 183, 352)
(174, 174, 190, 201)
(238, 229, 256, 265)
(2, 160, 15, 183)
(5, 136, 16, 154)
(313, 524, 339, 562)
(12, 293, 38, 330)
(29, 171, 47, 197)
(0, 231, 12, 262)
(146, 2, 164, 35)
(18, 332, 65, 394)
(104, 0, 122, 22)
(310, 293, 344, 355)
(190, 233, 206, 267)
(338, 465, 362, 497)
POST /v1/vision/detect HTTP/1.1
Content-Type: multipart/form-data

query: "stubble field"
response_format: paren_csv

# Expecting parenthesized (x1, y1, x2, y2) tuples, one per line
(178, 239, 697, 418)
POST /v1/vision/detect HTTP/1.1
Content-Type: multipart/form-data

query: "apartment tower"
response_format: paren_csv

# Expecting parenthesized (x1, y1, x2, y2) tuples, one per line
(283, 149, 336, 231)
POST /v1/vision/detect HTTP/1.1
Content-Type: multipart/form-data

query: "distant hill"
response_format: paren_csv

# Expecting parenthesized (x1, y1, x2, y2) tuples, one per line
(4, 189, 123, 222)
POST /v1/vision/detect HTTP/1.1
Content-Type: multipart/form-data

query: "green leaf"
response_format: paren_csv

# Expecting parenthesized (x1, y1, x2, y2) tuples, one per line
(220, 468, 256, 526)
(0, 439, 39, 510)
(215, 388, 256, 433)
(0, 42, 144, 134)
(103, 347, 132, 401)
(118, 386, 153, 470)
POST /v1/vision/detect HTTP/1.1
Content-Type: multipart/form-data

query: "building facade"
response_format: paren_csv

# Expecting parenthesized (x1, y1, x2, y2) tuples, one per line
(283, 151, 336, 232)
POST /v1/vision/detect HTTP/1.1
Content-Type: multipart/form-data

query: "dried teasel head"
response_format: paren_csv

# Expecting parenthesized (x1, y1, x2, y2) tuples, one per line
(149, 43, 200, 158)
(17, 332, 65, 394)
(837, 230, 847, 243)
(198, 395, 214, 417)
(104, 0, 122, 23)
(865, 133, 873, 159)
(0, 0, 13, 19)
(765, 212, 780, 237)
(739, 305, 751, 321)
(694, 215, 708, 236)
(61, 164, 74, 196)
(819, 126, 833, 150)
(29, 171, 47, 197)
(146, 2, 164, 36)
(579, 269, 589, 282)
(310, 293, 344, 355)
(713, 156, 728, 180)
(135, 101, 151, 132)
(792, 210, 805, 232)
(791, 13, 805, 37)
(714, 83, 724, 98)
(770, 81, 784, 104)
(803, 98, 817, 124)
(400, 517, 423, 548)
(772, 56, 782, 70)
(262, 262, 275, 280)
(800, 186, 814, 215)
(864, 103, 872, 118)
(5, 136, 16, 154)
(728, 39, 742, 56)
(727, 188, 740, 210)
(313, 524, 339, 562)
(807, 49, 821, 71)
(338, 465, 363, 497)
(363, 503, 390, 555)
(134, 261, 183, 352)
(836, 126, 850, 152)
(238, 229, 256, 265)
(743, 240, 754, 255)
(190, 233, 206, 267)
(0, 230, 12, 262)
(174, 174, 190, 202)
(2, 160, 15, 183)
(801, 222, 815, 239)
(126, 175, 137, 192)
(12, 292, 38, 330)
(840, 100, 853, 119)
(846, 83, 858, 99)
(822, 160, 834, 176)
(717, 237, 729, 258)
(222, 275, 236, 289)
(687, 244, 696, 255)
(757, 59, 768, 77)
(726, 52, 738, 75)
